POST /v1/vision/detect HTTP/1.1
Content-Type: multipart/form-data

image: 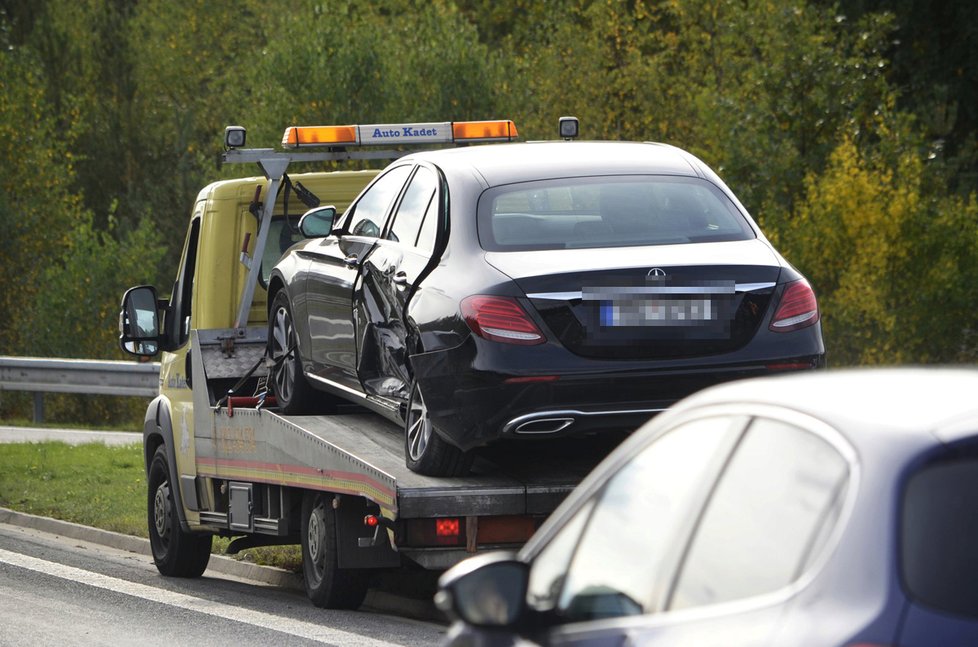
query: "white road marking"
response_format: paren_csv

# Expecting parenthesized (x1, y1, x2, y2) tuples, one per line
(0, 548, 397, 646)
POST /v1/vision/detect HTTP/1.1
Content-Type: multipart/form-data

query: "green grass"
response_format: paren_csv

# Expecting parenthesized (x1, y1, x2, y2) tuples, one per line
(0, 441, 301, 571)
(0, 441, 147, 536)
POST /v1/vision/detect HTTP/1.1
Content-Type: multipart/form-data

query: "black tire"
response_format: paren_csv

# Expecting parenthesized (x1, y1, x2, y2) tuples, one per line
(268, 290, 314, 414)
(148, 446, 211, 577)
(404, 381, 473, 477)
(300, 491, 370, 609)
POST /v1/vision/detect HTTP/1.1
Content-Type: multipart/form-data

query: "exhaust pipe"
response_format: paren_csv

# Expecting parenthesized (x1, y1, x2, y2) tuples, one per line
(513, 417, 575, 435)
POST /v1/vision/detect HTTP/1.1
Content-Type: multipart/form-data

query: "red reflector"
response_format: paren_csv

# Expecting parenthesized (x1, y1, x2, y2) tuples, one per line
(503, 375, 560, 384)
(436, 518, 460, 537)
(766, 362, 813, 371)
(364, 515, 379, 528)
(770, 279, 819, 332)
(461, 295, 546, 345)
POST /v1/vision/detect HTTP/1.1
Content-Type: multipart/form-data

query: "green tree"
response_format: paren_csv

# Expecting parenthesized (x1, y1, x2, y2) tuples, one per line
(786, 133, 978, 365)
(0, 47, 80, 355)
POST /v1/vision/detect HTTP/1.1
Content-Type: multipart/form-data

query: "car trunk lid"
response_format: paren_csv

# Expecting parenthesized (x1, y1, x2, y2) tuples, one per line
(485, 240, 782, 360)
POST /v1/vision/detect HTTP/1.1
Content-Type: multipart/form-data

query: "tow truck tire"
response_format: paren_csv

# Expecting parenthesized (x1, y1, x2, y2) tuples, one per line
(301, 491, 370, 609)
(148, 446, 211, 577)
(268, 290, 314, 414)
(404, 380, 473, 477)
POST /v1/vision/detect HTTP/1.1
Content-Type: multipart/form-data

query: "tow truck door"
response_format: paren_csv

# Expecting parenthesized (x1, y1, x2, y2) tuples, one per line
(357, 165, 441, 401)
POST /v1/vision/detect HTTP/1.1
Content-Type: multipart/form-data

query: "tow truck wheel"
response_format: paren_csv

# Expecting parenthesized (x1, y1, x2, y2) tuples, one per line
(147, 446, 211, 577)
(300, 491, 370, 609)
(268, 290, 314, 414)
(404, 381, 473, 477)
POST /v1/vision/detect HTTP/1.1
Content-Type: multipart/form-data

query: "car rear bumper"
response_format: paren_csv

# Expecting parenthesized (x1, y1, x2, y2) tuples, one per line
(411, 338, 825, 451)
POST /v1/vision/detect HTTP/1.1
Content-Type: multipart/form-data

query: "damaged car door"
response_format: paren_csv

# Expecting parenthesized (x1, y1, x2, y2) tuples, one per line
(356, 165, 441, 401)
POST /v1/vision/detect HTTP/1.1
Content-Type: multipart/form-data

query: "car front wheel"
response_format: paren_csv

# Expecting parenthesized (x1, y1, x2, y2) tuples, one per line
(268, 290, 314, 414)
(148, 445, 211, 577)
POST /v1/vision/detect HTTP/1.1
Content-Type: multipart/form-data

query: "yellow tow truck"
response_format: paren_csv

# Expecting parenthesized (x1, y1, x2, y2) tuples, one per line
(118, 121, 596, 609)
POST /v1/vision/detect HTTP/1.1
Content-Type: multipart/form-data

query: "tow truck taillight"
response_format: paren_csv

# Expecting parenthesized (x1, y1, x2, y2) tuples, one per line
(461, 296, 546, 345)
(405, 517, 464, 547)
(403, 516, 541, 548)
(436, 518, 461, 538)
(769, 279, 819, 332)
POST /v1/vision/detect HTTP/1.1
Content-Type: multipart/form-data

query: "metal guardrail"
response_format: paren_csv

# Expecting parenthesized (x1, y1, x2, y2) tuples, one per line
(0, 356, 160, 422)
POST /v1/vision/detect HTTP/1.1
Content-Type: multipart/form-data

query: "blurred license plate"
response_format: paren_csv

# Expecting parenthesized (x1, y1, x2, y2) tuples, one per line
(600, 298, 714, 327)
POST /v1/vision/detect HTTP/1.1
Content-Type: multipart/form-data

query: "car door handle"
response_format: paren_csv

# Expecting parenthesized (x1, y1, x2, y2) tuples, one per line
(343, 254, 359, 268)
(392, 271, 408, 286)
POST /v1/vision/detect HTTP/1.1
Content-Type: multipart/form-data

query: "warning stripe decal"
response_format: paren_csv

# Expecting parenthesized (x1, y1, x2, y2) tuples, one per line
(196, 456, 396, 511)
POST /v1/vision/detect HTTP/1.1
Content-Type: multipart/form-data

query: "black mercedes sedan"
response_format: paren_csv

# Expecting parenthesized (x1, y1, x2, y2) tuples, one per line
(267, 120, 824, 476)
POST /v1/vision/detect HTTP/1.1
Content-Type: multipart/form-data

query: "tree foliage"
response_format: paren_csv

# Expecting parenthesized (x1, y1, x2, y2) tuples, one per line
(1, 0, 977, 423)
(787, 133, 978, 364)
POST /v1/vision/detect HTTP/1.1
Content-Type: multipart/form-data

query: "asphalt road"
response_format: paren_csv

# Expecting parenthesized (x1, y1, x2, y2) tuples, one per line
(0, 521, 446, 646)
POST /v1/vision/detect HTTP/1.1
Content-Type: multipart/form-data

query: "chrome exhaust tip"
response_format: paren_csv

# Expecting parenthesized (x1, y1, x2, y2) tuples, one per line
(513, 417, 575, 435)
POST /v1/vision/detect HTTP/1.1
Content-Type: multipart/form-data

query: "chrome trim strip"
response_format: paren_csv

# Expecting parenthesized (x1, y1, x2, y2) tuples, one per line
(306, 373, 400, 413)
(527, 282, 776, 301)
(526, 291, 583, 300)
(735, 282, 777, 292)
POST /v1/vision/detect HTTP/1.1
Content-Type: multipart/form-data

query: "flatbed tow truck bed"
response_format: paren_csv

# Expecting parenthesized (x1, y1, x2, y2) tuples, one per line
(202, 408, 606, 518)
(287, 412, 599, 517)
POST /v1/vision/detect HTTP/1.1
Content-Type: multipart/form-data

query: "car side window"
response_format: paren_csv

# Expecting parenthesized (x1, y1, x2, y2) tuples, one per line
(667, 417, 849, 611)
(345, 165, 412, 238)
(526, 416, 742, 622)
(387, 166, 437, 248)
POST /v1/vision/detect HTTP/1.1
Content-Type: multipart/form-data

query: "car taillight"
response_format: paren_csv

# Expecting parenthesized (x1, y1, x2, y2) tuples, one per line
(461, 296, 546, 345)
(769, 279, 819, 332)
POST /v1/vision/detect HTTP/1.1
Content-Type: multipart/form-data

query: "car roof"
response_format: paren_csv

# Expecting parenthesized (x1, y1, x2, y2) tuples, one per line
(673, 367, 978, 446)
(404, 140, 705, 187)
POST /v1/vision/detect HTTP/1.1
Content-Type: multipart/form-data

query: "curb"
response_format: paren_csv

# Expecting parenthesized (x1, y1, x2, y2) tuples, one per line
(0, 506, 303, 590)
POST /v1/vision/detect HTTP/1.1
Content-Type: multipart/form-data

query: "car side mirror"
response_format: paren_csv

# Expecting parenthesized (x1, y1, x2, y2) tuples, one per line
(435, 552, 529, 629)
(298, 205, 337, 238)
(119, 285, 162, 357)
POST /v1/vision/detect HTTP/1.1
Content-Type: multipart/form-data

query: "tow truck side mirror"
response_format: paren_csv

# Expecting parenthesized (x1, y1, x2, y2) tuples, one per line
(119, 285, 162, 357)
(298, 205, 337, 238)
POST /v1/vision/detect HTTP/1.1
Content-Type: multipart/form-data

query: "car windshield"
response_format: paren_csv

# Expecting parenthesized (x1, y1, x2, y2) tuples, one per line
(477, 175, 755, 251)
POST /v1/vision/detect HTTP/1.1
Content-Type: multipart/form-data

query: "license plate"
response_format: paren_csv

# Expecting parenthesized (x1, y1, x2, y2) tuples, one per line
(600, 298, 715, 327)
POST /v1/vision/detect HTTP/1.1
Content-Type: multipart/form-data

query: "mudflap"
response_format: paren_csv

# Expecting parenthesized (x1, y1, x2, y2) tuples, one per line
(334, 494, 400, 569)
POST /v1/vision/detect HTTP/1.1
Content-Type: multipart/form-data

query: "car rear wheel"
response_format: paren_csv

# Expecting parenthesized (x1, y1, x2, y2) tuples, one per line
(300, 491, 370, 609)
(268, 290, 314, 414)
(148, 446, 211, 577)
(404, 381, 473, 477)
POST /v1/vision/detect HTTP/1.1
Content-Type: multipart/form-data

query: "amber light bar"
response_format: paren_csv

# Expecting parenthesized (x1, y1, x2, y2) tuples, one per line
(282, 120, 518, 148)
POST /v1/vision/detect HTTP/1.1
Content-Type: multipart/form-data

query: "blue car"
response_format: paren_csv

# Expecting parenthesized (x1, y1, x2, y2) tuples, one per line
(436, 368, 978, 646)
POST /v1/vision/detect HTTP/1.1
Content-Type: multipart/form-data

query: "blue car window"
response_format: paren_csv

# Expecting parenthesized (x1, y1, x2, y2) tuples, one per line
(902, 452, 978, 619)
(537, 416, 741, 621)
(668, 417, 849, 610)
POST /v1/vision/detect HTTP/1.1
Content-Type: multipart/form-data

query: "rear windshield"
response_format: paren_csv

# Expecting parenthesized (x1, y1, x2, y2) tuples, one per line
(902, 453, 978, 618)
(477, 175, 756, 251)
